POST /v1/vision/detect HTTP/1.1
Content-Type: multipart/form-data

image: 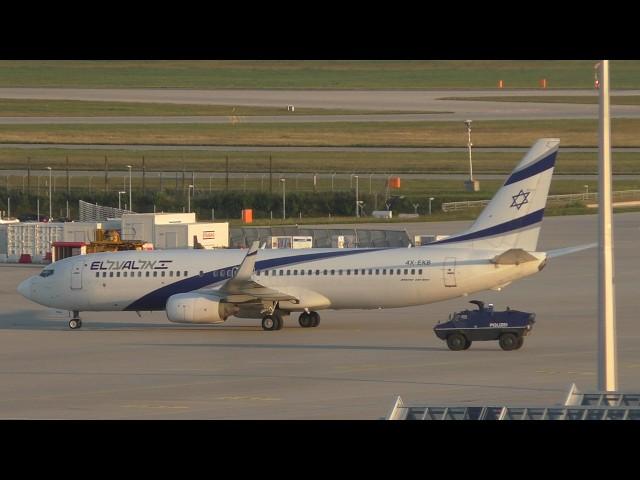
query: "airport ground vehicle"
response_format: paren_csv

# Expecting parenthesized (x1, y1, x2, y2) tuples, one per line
(434, 300, 536, 351)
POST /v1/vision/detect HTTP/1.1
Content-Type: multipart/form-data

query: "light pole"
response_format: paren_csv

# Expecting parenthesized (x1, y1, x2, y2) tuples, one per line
(188, 184, 194, 213)
(126, 165, 132, 212)
(584, 184, 589, 199)
(597, 60, 618, 392)
(280, 178, 287, 219)
(464, 120, 479, 191)
(429, 197, 435, 215)
(354, 175, 359, 217)
(465, 120, 473, 181)
(118, 191, 126, 210)
(47, 167, 52, 220)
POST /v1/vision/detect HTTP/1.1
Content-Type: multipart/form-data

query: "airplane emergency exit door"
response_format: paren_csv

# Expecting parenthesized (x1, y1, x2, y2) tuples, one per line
(443, 257, 457, 287)
(71, 263, 83, 289)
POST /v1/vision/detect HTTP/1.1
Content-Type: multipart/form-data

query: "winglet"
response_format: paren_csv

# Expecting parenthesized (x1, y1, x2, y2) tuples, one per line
(234, 241, 260, 281)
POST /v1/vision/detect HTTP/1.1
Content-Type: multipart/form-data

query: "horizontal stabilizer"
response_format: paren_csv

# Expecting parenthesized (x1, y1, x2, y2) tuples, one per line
(546, 242, 597, 259)
(491, 248, 539, 265)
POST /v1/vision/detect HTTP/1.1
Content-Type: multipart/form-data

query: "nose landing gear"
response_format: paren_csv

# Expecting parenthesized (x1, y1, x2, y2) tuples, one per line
(69, 311, 82, 329)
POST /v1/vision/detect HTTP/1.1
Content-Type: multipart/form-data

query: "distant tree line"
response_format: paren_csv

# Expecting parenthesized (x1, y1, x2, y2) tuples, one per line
(0, 188, 444, 221)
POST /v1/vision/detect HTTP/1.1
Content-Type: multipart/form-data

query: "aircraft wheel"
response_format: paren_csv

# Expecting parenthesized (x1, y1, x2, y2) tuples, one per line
(446, 333, 467, 351)
(499, 333, 518, 351)
(298, 312, 313, 328)
(310, 311, 320, 327)
(262, 315, 279, 331)
(69, 318, 82, 330)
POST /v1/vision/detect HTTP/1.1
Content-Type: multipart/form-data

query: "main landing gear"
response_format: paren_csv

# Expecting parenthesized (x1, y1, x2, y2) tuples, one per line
(261, 309, 286, 331)
(298, 311, 320, 328)
(260, 308, 321, 331)
(69, 311, 82, 330)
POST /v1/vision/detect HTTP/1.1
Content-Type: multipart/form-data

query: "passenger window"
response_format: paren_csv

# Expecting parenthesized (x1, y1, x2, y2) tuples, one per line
(293, 270, 298, 276)
(330, 269, 335, 275)
(389, 269, 393, 275)
(184, 271, 188, 277)
(95, 272, 99, 278)
(199, 271, 203, 277)
(146, 271, 150, 277)
(338, 269, 343, 275)
(375, 269, 379, 275)
(300, 270, 304, 276)
(279, 270, 284, 276)
(403, 269, 408, 275)
(353, 269, 357, 275)
(162, 271, 167, 277)
(323, 270, 327, 275)
(411, 269, 415, 275)
(123, 271, 127, 278)
(418, 269, 423, 275)
(138, 271, 142, 277)
(153, 271, 157, 277)
(361, 269, 366, 275)
(170, 271, 174, 277)
(308, 270, 313, 276)
(286, 270, 291, 276)
(176, 271, 181, 277)
(382, 269, 386, 275)
(109, 272, 114, 278)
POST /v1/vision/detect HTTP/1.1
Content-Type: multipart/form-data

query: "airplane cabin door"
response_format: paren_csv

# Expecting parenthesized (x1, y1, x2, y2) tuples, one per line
(443, 257, 457, 287)
(71, 263, 83, 290)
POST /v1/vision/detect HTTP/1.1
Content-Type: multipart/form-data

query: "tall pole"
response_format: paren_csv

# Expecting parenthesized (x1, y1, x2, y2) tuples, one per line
(281, 178, 286, 220)
(465, 120, 473, 181)
(47, 167, 52, 220)
(597, 60, 618, 392)
(355, 175, 359, 217)
(66, 156, 70, 194)
(127, 165, 132, 212)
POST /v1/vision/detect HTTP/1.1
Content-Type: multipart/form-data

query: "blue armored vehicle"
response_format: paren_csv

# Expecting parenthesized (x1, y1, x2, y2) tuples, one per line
(434, 300, 536, 351)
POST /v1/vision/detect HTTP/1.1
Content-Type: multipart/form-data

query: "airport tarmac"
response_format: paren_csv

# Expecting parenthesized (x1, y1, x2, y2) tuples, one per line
(0, 212, 638, 419)
(1, 88, 640, 121)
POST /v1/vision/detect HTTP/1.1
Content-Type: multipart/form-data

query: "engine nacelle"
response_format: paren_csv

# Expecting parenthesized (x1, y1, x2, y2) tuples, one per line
(165, 292, 237, 324)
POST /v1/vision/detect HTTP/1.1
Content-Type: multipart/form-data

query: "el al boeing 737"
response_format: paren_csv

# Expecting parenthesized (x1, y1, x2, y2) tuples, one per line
(17, 138, 593, 331)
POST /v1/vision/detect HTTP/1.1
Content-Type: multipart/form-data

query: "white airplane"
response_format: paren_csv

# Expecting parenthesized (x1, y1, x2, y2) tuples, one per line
(18, 138, 593, 331)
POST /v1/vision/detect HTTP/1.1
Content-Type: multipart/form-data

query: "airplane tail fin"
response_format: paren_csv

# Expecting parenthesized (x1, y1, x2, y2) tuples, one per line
(431, 138, 559, 251)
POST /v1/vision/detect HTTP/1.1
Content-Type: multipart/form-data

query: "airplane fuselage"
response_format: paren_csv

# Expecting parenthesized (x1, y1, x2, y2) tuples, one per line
(20, 246, 545, 314)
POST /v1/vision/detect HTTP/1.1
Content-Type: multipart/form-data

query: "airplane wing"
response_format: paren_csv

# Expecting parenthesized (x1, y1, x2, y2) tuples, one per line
(201, 241, 298, 303)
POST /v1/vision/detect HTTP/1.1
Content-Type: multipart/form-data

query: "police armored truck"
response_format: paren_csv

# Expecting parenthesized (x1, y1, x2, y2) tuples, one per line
(434, 301, 535, 351)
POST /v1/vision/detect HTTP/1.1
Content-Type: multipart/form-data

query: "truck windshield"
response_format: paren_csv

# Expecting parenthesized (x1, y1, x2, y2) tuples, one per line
(39, 268, 55, 278)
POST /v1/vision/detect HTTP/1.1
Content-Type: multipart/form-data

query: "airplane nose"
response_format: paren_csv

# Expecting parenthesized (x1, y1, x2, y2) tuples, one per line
(17, 277, 33, 299)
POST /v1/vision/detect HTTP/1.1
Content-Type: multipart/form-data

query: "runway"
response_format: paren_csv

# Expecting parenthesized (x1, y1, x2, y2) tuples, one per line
(1, 212, 638, 419)
(1, 88, 640, 121)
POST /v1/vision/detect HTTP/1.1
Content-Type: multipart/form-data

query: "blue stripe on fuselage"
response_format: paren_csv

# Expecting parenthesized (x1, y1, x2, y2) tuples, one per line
(124, 248, 386, 311)
(428, 208, 545, 245)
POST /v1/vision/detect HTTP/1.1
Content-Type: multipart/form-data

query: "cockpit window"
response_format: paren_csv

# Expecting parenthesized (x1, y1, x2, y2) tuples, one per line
(39, 268, 55, 278)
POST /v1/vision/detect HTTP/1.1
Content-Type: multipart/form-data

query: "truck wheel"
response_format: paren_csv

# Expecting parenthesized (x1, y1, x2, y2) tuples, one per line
(463, 338, 472, 350)
(499, 333, 518, 351)
(446, 333, 467, 351)
(514, 337, 524, 350)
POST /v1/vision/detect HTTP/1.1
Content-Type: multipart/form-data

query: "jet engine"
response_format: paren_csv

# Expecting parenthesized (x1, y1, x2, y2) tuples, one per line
(165, 292, 238, 324)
